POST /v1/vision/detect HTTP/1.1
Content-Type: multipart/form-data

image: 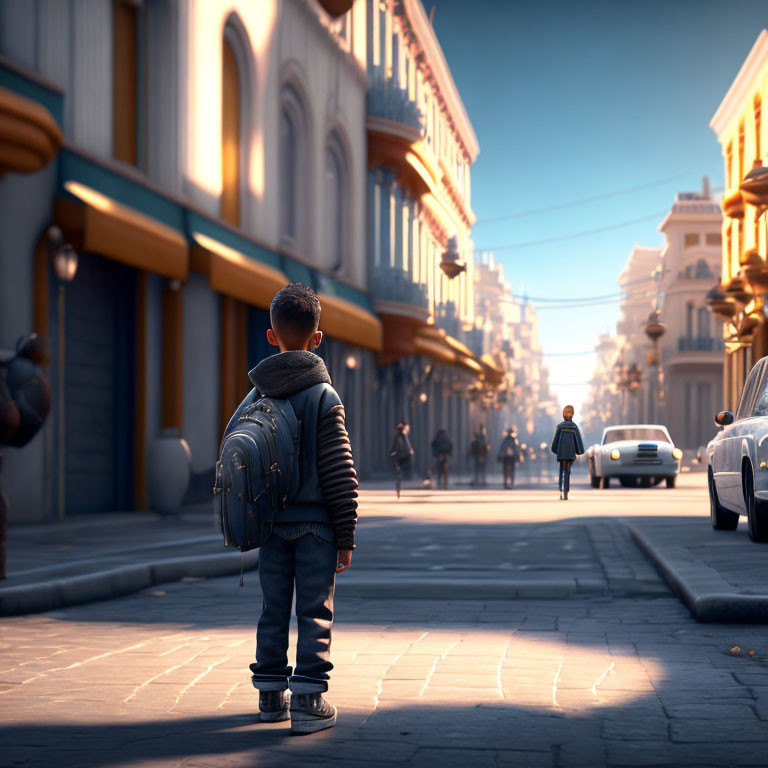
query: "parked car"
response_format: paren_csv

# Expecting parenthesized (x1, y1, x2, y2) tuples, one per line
(707, 355, 768, 542)
(587, 424, 682, 489)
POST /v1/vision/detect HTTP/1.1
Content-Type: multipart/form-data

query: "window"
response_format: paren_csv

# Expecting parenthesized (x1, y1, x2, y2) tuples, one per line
(279, 83, 310, 252)
(755, 92, 762, 161)
(280, 109, 297, 239)
(113, 0, 139, 166)
(221, 35, 241, 226)
(737, 359, 765, 420)
(603, 427, 670, 444)
(684, 233, 699, 248)
(324, 132, 348, 271)
(697, 307, 710, 339)
(686, 302, 694, 338)
(705, 233, 721, 246)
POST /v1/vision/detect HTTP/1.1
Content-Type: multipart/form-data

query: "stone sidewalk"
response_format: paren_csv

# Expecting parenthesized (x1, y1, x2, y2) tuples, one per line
(627, 516, 768, 623)
(2, 576, 768, 767)
(0, 507, 258, 616)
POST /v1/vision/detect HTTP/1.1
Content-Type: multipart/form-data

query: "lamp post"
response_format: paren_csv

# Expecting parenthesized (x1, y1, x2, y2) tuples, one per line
(49, 228, 78, 522)
(644, 308, 666, 423)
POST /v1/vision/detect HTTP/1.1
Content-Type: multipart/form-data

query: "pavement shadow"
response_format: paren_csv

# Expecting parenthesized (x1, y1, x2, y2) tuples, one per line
(2, 690, 767, 767)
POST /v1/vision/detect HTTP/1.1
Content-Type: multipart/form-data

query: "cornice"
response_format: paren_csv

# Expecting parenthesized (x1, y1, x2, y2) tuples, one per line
(396, 0, 479, 162)
(710, 29, 768, 139)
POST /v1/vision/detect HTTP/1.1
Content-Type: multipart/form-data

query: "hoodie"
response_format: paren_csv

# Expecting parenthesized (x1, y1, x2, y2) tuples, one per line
(229, 351, 358, 549)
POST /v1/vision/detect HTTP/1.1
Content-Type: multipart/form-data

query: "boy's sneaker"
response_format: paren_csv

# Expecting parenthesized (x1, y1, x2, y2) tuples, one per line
(290, 692, 337, 734)
(258, 690, 290, 722)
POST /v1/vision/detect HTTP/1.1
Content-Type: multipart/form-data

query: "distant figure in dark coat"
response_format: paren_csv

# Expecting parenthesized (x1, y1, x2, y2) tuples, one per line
(497, 427, 519, 489)
(469, 426, 490, 487)
(431, 429, 453, 489)
(550, 405, 584, 500)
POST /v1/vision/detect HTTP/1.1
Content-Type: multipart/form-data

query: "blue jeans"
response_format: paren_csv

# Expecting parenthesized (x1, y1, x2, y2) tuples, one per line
(249, 532, 337, 693)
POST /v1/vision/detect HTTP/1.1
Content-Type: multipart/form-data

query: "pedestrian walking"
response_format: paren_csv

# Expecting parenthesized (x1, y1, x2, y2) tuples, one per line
(550, 405, 584, 500)
(469, 426, 490, 486)
(390, 422, 414, 499)
(431, 429, 453, 489)
(221, 283, 357, 733)
(497, 427, 519, 489)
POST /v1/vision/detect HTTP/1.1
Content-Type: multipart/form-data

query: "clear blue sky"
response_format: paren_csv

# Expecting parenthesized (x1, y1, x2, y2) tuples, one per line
(431, 0, 767, 411)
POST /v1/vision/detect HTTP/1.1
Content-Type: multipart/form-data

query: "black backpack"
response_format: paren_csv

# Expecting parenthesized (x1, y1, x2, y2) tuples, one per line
(213, 396, 300, 553)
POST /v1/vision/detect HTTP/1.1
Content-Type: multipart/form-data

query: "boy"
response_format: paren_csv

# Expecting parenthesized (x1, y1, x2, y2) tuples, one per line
(231, 283, 357, 733)
(550, 405, 584, 500)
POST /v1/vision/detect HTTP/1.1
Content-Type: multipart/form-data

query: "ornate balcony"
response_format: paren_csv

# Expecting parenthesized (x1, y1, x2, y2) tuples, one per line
(366, 73, 423, 132)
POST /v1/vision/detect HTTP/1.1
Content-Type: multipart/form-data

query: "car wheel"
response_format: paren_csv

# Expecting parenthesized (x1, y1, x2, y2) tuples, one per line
(600, 476, 610, 489)
(665, 476, 676, 489)
(709, 468, 738, 531)
(745, 468, 768, 542)
(590, 473, 600, 488)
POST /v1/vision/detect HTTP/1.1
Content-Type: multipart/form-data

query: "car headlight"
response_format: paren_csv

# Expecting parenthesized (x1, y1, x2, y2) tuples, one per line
(672, 448, 683, 460)
(610, 449, 620, 460)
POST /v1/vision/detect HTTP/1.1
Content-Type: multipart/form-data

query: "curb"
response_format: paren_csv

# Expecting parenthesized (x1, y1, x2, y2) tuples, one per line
(0, 550, 258, 617)
(336, 573, 608, 600)
(625, 522, 768, 623)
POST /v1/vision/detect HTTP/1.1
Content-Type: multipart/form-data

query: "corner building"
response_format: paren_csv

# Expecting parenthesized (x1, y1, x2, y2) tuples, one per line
(710, 30, 768, 411)
(0, 0, 381, 521)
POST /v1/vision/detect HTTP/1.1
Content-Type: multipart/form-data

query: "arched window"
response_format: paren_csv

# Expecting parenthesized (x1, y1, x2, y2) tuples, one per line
(280, 108, 297, 239)
(686, 302, 694, 339)
(221, 34, 241, 226)
(221, 15, 255, 229)
(279, 83, 310, 253)
(325, 132, 348, 271)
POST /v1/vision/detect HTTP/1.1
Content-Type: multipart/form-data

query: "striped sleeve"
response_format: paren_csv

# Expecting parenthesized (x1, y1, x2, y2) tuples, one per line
(317, 404, 358, 549)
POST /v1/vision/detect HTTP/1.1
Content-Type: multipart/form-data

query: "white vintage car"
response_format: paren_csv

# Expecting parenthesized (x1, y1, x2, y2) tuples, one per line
(587, 424, 682, 489)
(707, 355, 768, 542)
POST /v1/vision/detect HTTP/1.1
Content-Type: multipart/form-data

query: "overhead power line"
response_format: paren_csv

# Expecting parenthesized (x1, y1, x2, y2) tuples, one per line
(477, 210, 669, 252)
(474, 172, 689, 226)
(509, 275, 663, 304)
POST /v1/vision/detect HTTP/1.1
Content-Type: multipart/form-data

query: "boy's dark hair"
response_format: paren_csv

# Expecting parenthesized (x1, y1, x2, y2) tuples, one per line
(270, 283, 321, 341)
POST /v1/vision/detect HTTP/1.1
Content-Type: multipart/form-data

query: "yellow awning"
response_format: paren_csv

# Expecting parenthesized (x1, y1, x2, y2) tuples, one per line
(459, 355, 483, 374)
(190, 232, 289, 309)
(317, 292, 383, 352)
(445, 334, 475, 358)
(413, 325, 457, 366)
(61, 181, 188, 280)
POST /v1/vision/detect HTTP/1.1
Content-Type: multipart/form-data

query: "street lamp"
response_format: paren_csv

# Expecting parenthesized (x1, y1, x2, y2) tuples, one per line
(439, 235, 466, 279)
(644, 308, 666, 422)
(48, 227, 78, 522)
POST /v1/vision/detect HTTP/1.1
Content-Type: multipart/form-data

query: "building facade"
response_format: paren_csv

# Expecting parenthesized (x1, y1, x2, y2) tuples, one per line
(361, 0, 491, 480)
(656, 186, 724, 450)
(709, 30, 768, 412)
(0, 0, 384, 522)
(0, 0, 494, 521)
(583, 183, 723, 450)
(615, 244, 662, 425)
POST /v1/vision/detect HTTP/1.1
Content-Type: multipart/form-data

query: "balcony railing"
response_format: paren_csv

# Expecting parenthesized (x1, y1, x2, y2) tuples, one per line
(366, 73, 423, 132)
(371, 266, 428, 309)
(677, 336, 724, 352)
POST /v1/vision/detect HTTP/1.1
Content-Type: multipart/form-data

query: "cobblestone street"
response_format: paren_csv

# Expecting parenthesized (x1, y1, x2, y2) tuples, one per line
(3, 476, 768, 767)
